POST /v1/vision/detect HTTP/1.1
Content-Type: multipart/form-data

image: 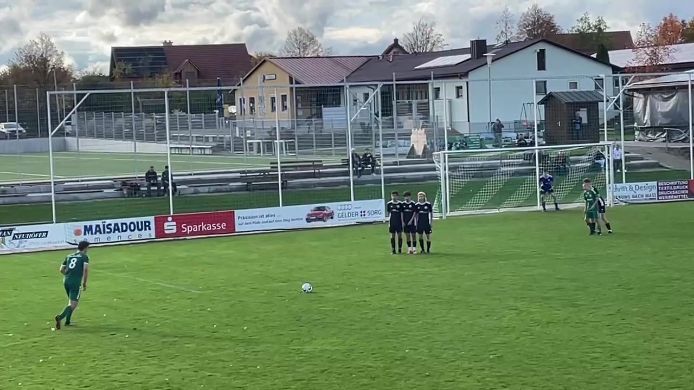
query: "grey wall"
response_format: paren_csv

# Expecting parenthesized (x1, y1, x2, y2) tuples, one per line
(0, 137, 66, 154)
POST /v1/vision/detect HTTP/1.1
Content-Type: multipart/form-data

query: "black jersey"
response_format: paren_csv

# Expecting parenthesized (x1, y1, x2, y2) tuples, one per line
(415, 202, 433, 226)
(401, 201, 416, 225)
(386, 201, 403, 225)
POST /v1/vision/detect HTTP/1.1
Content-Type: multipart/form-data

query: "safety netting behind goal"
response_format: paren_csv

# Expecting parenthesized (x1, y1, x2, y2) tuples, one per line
(434, 143, 612, 216)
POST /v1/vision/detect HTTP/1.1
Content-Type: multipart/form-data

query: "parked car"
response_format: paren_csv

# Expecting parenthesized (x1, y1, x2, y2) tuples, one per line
(305, 206, 335, 223)
(0, 122, 27, 139)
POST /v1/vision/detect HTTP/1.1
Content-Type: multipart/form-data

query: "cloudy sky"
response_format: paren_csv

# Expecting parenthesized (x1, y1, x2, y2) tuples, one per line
(0, 0, 692, 72)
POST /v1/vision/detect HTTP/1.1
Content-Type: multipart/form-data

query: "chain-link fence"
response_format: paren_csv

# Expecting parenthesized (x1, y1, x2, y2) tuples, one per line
(0, 73, 691, 225)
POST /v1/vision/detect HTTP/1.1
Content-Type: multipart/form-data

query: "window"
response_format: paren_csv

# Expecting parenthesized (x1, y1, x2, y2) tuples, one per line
(536, 49, 546, 71)
(238, 98, 245, 115)
(614, 77, 621, 89)
(568, 81, 579, 90)
(271, 96, 276, 112)
(281, 94, 288, 111)
(363, 93, 370, 103)
(249, 97, 255, 115)
(455, 86, 464, 99)
(434, 87, 441, 100)
(535, 80, 547, 95)
(594, 78, 605, 90)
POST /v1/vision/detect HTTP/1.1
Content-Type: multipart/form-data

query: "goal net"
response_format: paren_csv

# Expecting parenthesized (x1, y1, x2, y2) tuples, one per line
(434, 142, 613, 216)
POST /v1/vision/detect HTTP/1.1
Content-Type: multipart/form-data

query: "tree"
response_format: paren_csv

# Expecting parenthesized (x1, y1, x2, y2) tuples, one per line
(495, 6, 515, 44)
(6, 32, 73, 89)
(402, 18, 447, 53)
(629, 23, 674, 72)
(251, 51, 276, 67)
(517, 4, 561, 40)
(656, 13, 685, 45)
(683, 17, 694, 43)
(111, 61, 133, 80)
(569, 13, 609, 50)
(281, 27, 326, 57)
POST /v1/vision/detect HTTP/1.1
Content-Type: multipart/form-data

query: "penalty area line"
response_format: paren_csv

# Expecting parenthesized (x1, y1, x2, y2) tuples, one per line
(101, 271, 203, 293)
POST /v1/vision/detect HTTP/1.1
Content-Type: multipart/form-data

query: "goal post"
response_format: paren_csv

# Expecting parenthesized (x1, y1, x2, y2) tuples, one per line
(433, 142, 614, 217)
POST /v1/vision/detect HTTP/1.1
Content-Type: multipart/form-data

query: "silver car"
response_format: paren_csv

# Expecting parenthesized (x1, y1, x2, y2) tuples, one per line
(0, 122, 27, 139)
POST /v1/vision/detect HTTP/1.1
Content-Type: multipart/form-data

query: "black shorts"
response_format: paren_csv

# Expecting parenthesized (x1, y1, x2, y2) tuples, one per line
(389, 223, 403, 234)
(417, 224, 432, 235)
(598, 204, 606, 214)
(540, 189, 553, 195)
(404, 224, 417, 234)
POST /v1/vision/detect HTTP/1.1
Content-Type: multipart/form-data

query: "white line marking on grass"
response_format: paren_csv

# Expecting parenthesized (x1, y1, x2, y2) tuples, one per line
(0, 171, 66, 178)
(101, 271, 202, 293)
(2, 334, 53, 348)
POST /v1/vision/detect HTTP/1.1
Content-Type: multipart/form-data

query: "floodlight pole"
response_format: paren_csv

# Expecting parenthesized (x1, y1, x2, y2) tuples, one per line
(377, 85, 385, 204)
(345, 81, 355, 201)
(484, 53, 496, 131)
(47, 91, 56, 223)
(164, 90, 175, 214)
(532, 80, 541, 211)
(274, 88, 283, 207)
(618, 76, 626, 184)
(601, 74, 608, 143)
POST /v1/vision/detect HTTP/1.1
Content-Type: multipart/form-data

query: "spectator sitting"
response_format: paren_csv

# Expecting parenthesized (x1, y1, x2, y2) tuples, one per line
(351, 149, 362, 177)
(361, 149, 377, 176)
(145, 166, 159, 197)
(594, 150, 606, 170)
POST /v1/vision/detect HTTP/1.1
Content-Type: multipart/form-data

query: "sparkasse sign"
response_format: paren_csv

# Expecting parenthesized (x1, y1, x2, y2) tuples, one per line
(154, 211, 235, 239)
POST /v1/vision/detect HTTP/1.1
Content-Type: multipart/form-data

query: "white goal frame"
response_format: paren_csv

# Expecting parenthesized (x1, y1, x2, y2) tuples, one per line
(434, 141, 615, 218)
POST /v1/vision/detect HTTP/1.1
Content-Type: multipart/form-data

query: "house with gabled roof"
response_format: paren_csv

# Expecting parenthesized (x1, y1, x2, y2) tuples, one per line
(237, 56, 374, 127)
(109, 42, 252, 86)
(348, 38, 620, 135)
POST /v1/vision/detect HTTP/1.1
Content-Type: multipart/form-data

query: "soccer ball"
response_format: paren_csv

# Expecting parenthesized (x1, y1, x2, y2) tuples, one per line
(301, 282, 313, 293)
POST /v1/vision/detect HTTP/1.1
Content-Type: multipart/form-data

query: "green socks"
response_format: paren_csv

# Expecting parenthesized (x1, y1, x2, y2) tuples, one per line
(58, 306, 72, 320)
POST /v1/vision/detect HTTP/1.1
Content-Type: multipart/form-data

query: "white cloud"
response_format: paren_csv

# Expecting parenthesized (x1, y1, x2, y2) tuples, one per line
(1, 0, 693, 70)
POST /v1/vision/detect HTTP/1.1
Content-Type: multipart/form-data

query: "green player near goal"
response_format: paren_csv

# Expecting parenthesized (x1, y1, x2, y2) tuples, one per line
(589, 184, 613, 234)
(582, 179, 600, 235)
(54, 241, 90, 329)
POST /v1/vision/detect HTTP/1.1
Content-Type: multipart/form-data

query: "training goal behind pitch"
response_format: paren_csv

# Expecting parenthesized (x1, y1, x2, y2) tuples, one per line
(433, 142, 614, 217)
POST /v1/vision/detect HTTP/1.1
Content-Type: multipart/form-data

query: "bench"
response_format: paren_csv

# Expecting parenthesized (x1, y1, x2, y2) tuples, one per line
(170, 145, 214, 155)
(269, 160, 323, 177)
(243, 173, 288, 192)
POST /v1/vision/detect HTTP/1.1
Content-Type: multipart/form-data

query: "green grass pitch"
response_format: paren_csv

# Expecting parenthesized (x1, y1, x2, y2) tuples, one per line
(2, 202, 694, 389)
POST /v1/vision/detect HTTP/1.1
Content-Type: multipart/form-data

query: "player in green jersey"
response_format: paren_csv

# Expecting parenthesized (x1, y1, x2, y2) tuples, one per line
(54, 241, 90, 330)
(582, 179, 599, 235)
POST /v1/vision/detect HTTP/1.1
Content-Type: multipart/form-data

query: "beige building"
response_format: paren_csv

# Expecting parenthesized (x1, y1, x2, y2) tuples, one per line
(238, 56, 373, 126)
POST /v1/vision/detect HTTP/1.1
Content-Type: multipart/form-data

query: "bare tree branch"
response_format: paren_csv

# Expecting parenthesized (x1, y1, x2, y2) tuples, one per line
(496, 7, 516, 44)
(402, 18, 447, 53)
(517, 4, 561, 40)
(282, 27, 327, 57)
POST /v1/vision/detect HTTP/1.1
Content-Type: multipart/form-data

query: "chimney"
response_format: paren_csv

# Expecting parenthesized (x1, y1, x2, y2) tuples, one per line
(470, 39, 487, 60)
(162, 40, 173, 46)
(394, 38, 399, 45)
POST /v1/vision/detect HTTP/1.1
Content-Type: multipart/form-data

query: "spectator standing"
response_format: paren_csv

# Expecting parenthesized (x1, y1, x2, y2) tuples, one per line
(145, 166, 159, 197)
(161, 165, 177, 196)
(492, 119, 504, 147)
(612, 145, 624, 173)
(572, 112, 583, 141)
(351, 149, 362, 178)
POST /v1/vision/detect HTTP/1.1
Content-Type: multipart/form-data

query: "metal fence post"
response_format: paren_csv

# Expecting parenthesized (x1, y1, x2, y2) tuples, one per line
(164, 90, 174, 213)
(533, 79, 541, 211)
(36, 88, 41, 138)
(274, 88, 283, 207)
(346, 83, 355, 201)
(689, 73, 693, 180)
(131, 81, 137, 153)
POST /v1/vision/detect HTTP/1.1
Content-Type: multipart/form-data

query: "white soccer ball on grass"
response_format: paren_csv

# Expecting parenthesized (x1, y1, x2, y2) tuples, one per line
(301, 282, 313, 293)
